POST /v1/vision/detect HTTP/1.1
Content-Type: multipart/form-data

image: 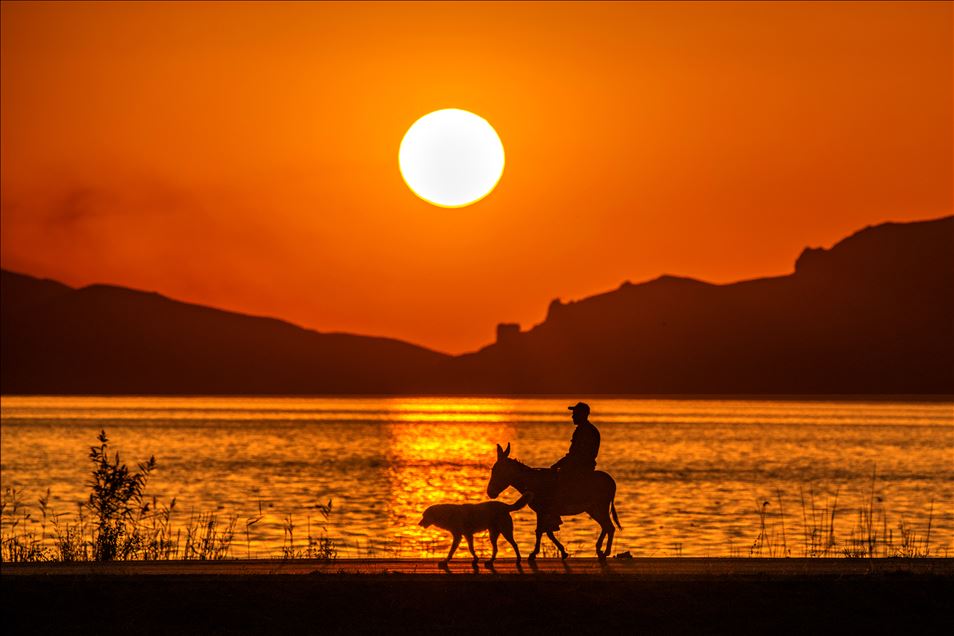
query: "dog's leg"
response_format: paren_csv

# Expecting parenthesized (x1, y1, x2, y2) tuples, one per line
(465, 534, 478, 569)
(501, 526, 521, 564)
(439, 533, 461, 569)
(485, 529, 499, 568)
(546, 531, 569, 560)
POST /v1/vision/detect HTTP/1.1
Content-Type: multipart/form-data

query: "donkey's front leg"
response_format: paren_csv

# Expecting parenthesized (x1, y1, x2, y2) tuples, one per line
(546, 531, 569, 560)
(527, 529, 543, 562)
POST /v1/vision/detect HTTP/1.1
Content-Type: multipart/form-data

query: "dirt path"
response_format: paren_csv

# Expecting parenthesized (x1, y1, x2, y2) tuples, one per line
(4, 558, 952, 634)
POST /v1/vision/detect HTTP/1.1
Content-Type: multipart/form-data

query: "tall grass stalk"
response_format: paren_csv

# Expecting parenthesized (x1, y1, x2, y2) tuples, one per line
(775, 489, 788, 557)
(245, 502, 264, 559)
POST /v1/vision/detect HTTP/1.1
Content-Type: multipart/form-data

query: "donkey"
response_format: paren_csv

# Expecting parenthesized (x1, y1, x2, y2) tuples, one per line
(487, 443, 621, 561)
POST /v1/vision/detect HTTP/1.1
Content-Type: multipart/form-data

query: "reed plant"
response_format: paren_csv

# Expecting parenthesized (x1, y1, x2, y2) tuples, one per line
(87, 429, 156, 560)
(245, 501, 264, 559)
(748, 498, 789, 557)
(136, 496, 178, 560)
(184, 511, 237, 560)
(0, 487, 50, 561)
(281, 500, 337, 560)
(798, 484, 840, 557)
(50, 502, 90, 561)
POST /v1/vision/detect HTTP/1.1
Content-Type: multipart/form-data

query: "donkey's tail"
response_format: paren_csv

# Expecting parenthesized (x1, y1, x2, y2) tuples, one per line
(610, 497, 622, 530)
(510, 492, 534, 511)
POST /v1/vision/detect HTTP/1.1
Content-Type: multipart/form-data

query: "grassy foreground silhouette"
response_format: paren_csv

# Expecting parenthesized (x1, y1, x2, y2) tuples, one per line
(1, 430, 335, 562)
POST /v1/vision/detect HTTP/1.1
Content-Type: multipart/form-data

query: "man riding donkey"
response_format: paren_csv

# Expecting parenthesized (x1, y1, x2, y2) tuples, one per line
(488, 401, 620, 561)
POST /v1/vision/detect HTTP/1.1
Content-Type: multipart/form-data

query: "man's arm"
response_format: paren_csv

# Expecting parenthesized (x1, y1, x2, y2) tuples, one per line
(552, 428, 581, 469)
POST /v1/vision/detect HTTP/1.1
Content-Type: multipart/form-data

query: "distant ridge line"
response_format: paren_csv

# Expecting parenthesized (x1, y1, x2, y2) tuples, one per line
(2, 215, 952, 394)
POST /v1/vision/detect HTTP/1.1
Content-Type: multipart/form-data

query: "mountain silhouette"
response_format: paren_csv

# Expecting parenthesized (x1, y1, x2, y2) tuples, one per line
(452, 216, 953, 394)
(1, 272, 449, 394)
(2, 216, 951, 395)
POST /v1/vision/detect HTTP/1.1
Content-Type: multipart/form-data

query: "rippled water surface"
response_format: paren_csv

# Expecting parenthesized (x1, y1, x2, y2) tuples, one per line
(2, 397, 952, 558)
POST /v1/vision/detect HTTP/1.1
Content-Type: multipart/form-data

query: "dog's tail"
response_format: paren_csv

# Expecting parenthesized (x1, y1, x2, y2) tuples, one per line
(509, 492, 534, 511)
(611, 497, 622, 530)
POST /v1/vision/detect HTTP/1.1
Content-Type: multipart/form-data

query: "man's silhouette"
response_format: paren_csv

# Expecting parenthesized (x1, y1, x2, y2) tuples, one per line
(536, 402, 601, 533)
(552, 401, 600, 474)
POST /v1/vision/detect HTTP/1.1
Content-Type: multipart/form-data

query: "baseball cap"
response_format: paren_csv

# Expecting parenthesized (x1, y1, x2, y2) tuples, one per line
(567, 401, 590, 416)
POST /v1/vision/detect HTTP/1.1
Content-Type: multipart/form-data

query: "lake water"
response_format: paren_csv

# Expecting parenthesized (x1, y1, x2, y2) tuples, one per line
(1, 396, 952, 558)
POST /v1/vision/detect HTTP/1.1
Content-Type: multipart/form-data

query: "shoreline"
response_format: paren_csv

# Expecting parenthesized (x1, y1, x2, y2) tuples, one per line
(4, 556, 954, 577)
(3, 393, 953, 402)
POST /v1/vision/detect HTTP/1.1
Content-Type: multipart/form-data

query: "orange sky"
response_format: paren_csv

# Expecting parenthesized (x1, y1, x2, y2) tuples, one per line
(1, 1, 951, 353)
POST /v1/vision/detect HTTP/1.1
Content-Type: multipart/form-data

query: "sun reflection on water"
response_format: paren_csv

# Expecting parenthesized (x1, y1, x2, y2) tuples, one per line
(381, 400, 516, 556)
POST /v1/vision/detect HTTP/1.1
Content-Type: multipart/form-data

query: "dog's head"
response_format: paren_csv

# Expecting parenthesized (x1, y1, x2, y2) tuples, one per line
(418, 504, 456, 529)
(418, 505, 438, 528)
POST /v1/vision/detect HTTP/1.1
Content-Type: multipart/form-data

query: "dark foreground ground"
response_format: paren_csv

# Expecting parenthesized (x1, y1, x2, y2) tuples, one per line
(3, 558, 953, 635)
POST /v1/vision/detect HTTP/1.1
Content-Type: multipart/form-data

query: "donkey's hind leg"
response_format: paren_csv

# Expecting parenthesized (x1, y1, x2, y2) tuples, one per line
(603, 521, 616, 557)
(589, 508, 615, 561)
(546, 531, 569, 560)
(528, 530, 543, 562)
(596, 528, 607, 558)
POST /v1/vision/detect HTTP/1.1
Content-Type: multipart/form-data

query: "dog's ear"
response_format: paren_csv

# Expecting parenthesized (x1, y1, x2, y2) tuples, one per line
(504, 442, 511, 457)
(496, 443, 504, 459)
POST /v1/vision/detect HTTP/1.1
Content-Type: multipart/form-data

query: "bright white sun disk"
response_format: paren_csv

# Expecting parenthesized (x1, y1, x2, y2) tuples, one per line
(399, 109, 505, 208)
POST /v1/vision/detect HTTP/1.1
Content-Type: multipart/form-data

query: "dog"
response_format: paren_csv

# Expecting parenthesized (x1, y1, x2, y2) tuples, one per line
(419, 493, 532, 568)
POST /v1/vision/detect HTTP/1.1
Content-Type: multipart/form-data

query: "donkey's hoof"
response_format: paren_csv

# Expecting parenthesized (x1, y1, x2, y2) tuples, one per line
(527, 554, 537, 563)
(560, 552, 569, 560)
(484, 559, 496, 569)
(438, 560, 449, 569)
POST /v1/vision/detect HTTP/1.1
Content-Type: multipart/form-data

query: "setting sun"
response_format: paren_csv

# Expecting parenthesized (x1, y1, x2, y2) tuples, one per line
(398, 108, 505, 208)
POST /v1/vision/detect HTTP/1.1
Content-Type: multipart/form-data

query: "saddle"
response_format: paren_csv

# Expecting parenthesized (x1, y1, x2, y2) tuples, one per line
(532, 467, 596, 532)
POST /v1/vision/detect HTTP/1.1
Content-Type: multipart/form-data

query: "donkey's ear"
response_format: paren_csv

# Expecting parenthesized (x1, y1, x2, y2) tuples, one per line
(504, 442, 511, 457)
(496, 443, 504, 458)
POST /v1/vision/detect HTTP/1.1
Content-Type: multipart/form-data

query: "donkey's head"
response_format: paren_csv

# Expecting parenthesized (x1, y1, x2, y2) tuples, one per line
(487, 442, 517, 499)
